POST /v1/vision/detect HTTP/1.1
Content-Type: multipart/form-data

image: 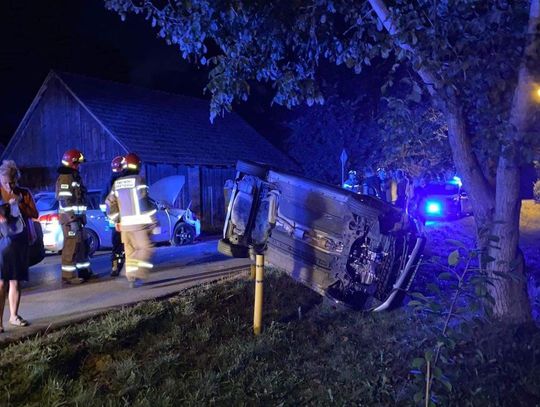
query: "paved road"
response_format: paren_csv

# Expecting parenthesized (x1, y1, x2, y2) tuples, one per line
(1, 239, 251, 343)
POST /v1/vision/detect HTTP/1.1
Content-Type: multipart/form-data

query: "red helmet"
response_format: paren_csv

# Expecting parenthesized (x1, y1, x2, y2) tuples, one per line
(62, 149, 85, 169)
(123, 152, 141, 171)
(111, 156, 124, 173)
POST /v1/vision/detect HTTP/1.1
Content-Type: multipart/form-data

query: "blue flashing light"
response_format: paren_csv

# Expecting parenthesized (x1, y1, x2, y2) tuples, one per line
(449, 176, 462, 187)
(425, 200, 443, 216)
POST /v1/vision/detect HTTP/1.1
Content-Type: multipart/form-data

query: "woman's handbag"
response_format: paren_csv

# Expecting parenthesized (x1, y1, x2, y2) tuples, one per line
(28, 220, 45, 267)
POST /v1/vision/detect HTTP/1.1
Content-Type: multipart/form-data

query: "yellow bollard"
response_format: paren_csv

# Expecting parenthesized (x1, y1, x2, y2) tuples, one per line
(253, 254, 264, 335)
(250, 263, 256, 280)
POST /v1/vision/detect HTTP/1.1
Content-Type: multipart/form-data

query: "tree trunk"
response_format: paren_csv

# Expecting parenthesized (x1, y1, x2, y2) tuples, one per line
(368, 0, 537, 323)
(487, 155, 531, 322)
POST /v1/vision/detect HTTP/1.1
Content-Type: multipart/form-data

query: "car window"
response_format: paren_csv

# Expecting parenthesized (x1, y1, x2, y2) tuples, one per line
(35, 195, 58, 212)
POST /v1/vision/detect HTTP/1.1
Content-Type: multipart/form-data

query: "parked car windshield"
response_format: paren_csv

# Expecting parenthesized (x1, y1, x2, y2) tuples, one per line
(35, 195, 58, 212)
(35, 191, 102, 212)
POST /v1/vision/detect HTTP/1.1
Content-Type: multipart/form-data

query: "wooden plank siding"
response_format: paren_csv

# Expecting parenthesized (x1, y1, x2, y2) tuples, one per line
(5, 76, 125, 191)
(200, 167, 236, 232)
(3, 74, 241, 232)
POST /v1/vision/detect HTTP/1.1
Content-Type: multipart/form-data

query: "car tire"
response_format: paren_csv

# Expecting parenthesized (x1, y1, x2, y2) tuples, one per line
(236, 160, 268, 178)
(217, 238, 249, 258)
(86, 228, 99, 257)
(172, 222, 195, 246)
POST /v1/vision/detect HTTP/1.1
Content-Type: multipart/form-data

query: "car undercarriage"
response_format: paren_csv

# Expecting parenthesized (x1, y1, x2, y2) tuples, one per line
(219, 161, 426, 311)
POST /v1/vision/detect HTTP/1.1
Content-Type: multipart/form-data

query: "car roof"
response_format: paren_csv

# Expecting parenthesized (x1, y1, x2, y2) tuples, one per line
(35, 189, 101, 196)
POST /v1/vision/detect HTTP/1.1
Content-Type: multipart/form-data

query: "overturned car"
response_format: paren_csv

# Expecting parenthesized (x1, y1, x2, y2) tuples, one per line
(219, 161, 425, 311)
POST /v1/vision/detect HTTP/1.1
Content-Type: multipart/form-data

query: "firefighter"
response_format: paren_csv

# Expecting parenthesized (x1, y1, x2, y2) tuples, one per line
(106, 153, 156, 287)
(343, 170, 360, 193)
(102, 156, 125, 277)
(362, 166, 382, 198)
(56, 149, 93, 284)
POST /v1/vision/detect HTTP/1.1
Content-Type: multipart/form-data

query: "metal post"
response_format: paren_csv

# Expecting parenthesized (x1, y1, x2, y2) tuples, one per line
(253, 254, 264, 335)
(340, 148, 348, 186)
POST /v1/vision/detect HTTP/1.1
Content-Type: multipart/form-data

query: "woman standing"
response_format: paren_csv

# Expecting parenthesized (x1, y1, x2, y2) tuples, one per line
(0, 160, 38, 331)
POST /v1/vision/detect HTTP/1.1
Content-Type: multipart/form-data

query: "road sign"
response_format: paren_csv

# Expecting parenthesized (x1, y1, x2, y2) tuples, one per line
(340, 148, 348, 186)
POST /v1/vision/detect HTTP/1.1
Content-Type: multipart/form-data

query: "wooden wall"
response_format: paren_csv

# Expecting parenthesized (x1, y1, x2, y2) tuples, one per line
(5, 76, 236, 232)
(6, 76, 125, 191)
(145, 164, 235, 232)
(201, 166, 236, 232)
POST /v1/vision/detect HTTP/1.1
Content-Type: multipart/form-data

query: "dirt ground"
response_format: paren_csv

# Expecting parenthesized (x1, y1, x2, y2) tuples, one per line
(421, 199, 540, 318)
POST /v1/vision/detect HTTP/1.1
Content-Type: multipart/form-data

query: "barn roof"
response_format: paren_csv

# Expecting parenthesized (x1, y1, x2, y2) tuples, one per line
(46, 71, 297, 168)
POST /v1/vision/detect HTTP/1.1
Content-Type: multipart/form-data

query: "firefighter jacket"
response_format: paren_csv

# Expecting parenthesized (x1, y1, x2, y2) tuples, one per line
(55, 167, 87, 225)
(106, 172, 157, 232)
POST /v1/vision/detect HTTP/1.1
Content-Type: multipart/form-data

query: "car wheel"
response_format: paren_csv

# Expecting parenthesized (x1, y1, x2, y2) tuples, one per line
(86, 229, 99, 257)
(236, 160, 268, 178)
(172, 222, 195, 246)
(217, 238, 250, 258)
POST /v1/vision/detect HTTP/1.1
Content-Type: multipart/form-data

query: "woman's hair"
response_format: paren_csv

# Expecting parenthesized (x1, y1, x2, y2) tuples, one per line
(0, 160, 21, 182)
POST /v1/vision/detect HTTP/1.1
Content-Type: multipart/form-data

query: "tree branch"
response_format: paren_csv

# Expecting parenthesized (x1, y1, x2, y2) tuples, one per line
(366, 0, 495, 219)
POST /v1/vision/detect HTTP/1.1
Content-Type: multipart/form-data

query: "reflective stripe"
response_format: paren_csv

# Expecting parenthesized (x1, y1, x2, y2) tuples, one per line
(136, 185, 148, 190)
(62, 265, 77, 271)
(108, 213, 120, 220)
(71, 182, 80, 187)
(60, 184, 70, 189)
(76, 262, 91, 268)
(132, 188, 140, 214)
(58, 191, 73, 197)
(61, 160, 70, 166)
(59, 205, 87, 213)
(126, 266, 138, 273)
(120, 210, 156, 226)
(68, 231, 76, 236)
(135, 260, 153, 269)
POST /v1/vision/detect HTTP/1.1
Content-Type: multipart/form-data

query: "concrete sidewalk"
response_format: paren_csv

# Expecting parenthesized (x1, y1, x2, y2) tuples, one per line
(1, 242, 250, 344)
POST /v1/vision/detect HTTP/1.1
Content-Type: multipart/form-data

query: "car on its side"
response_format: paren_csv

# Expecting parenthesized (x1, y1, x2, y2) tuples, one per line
(219, 160, 425, 311)
(36, 176, 201, 256)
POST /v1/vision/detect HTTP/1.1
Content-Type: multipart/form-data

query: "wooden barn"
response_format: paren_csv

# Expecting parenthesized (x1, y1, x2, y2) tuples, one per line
(2, 71, 296, 231)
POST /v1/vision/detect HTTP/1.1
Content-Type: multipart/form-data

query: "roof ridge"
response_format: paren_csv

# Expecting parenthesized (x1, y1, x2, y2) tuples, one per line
(54, 70, 212, 106)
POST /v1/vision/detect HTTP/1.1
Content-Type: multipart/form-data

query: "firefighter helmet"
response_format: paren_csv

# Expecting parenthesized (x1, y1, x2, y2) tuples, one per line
(111, 156, 124, 173)
(61, 149, 85, 168)
(123, 153, 141, 171)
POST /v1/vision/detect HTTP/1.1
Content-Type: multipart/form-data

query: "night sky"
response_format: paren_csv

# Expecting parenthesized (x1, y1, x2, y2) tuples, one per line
(0, 0, 283, 148)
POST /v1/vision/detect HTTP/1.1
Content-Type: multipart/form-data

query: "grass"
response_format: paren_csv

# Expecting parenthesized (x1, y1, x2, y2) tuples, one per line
(0, 268, 539, 406)
(2, 202, 540, 406)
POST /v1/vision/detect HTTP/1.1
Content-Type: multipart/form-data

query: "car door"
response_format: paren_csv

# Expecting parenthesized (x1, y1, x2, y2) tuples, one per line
(151, 207, 172, 243)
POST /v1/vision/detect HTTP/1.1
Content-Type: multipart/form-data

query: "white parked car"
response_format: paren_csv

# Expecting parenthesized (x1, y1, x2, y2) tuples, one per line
(36, 176, 201, 255)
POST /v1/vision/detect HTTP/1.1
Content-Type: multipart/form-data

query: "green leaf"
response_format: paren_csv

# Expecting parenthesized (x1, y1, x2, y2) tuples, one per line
(425, 350, 433, 362)
(448, 250, 460, 266)
(432, 366, 443, 378)
(438, 376, 453, 392)
(414, 391, 424, 404)
(412, 358, 425, 368)
(438, 272, 454, 280)
(445, 239, 467, 248)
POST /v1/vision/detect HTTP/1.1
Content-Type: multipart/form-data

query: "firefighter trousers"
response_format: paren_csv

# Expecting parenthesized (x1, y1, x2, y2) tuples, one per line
(111, 230, 125, 276)
(121, 228, 154, 281)
(61, 221, 91, 281)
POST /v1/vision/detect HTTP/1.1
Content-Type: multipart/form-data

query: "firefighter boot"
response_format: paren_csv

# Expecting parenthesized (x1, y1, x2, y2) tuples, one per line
(111, 254, 124, 277)
(111, 258, 120, 277)
(62, 269, 84, 285)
